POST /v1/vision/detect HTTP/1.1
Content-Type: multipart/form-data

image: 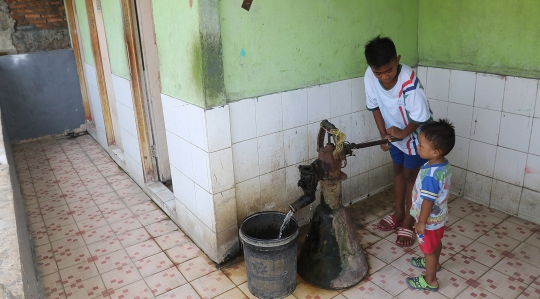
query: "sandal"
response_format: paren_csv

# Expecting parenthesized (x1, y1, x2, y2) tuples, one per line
(396, 228, 415, 247)
(377, 215, 403, 231)
(410, 257, 441, 272)
(406, 275, 439, 292)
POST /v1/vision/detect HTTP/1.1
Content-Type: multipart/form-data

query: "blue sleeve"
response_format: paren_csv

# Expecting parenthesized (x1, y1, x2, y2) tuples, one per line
(420, 176, 440, 202)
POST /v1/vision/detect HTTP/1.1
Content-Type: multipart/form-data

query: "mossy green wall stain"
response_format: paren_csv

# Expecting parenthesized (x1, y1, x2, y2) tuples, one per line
(152, 0, 204, 107)
(419, 0, 540, 78)
(101, 0, 130, 80)
(74, 0, 94, 66)
(219, 0, 419, 101)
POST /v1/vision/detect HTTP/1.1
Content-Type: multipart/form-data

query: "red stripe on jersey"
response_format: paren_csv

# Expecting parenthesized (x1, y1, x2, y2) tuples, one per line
(398, 72, 415, 98)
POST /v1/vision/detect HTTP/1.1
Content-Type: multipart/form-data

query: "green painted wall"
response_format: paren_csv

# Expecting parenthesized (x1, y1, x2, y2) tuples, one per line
(219, 0, 419, 101)
(74, 0, 94, 66)
(101, 0, 130, 80)
(152, 0, 204, 107)
(419, 0, 540, 78)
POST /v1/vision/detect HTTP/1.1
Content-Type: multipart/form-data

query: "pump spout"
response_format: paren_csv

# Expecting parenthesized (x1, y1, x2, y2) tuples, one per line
(288, 160, 321, 213)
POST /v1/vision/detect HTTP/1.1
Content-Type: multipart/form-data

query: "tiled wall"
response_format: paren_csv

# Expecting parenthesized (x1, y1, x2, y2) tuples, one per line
(418, 66, 540, 224)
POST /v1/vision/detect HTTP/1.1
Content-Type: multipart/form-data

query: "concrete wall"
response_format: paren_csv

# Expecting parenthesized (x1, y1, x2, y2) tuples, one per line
(0, 0, 16, 55)
(419, 66, 540, 224)
(419, 0, 540, 78)
(0, 49, 85, 143)
(219, 0, 419, 102)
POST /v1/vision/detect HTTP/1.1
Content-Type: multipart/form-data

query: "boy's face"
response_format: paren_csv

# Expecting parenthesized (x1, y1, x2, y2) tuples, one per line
(417, 132, 438, 160)
(371, 55, 401, 87)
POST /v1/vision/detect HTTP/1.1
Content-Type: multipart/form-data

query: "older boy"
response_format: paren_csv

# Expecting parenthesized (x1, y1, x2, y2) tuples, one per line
(364, 35, 433, 247)
(407, 119, 455, 291)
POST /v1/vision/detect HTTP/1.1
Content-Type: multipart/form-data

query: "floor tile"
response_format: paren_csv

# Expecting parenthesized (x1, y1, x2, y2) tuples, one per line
(146, 220, 178, 237)
(117, 227, 151, 247)
(59, 261, 100, 286)
(356, 229, 382, 248)
(77, 215, 109, 231)
(397, 287, 449, 299)
(460, 241, 505, 268)
(138, 209, 168, 226)
(368, 265, 409, 296)
(442, 226, 475, 252)
(94, 249, 132, 274)
(365, 253, 387, 274)
(101, 263, 142, 291)
(341, 280, 393, 299)
(135, 252, 175, 278)
(154, 230, 190, 250)
(191, 270, 235, 299)
(63, 275, 108, 299)
(115, 185, 144, 198)
(452, 218, 491, 240)
(442, 254, 490, 280)
(156, 283, 201, 299)
(177, 255, 217, 281)
(364, 217, 397, 239)
(512, 242, 540, 268)
(92, 191, 121, 205)
(436, 269, 469, 299)
(41, 271, 64, 296)
(477, 269, 527, 299)
(129, 201, 159, 215)
(108, 279, 153, 299)
(477, 229, 522, 253)
(87, 184, 115, 198)
(105, 173, 131, 184)
(87, 237, 124, 257)
(63, 190, 93, 204)
(45, 215, 76, 228)
(82, 225, 115, 245)
(390, 247, 425, 277)
(165, 241, 202, 266)
(40, 197, 68, 210)
(292, 277, 339, 299)
(493, 256, 540, 285)
(48, 223, 80, 242)
(66, 196, 96, 212)
(51, 235, 87, 253)
(221, 259, 247, 286)
(214, 288, 250, 299)
(109, 217, 143, 235)
(102, 207, 134, 224)
(517, 285, 540, 299)
(121, 192, 151, 206)
(524, 231, 540, 248)
(126, 239, 162, 261)
(144, 267, 187, 296)
(366, 239, 408, 264)
(97, 199, 127, 214)
(37, 254, 59, 276)
(55, 245, 92, 270)
(492, 219, 536, 242)
(36, 243, 56, 262)
(71, 206, 103, 222)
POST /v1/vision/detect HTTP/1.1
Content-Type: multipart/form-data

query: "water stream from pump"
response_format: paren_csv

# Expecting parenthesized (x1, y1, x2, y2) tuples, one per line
(278, 210, 294, 239)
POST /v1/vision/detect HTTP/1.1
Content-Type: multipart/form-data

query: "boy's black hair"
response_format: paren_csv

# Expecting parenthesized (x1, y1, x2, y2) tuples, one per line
(420, 119, 455, 156)
(364, 35, 397, 68)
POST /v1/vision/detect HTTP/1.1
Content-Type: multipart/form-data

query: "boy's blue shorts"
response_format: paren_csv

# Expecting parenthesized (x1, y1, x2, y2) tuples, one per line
(389, 144, 427, 169)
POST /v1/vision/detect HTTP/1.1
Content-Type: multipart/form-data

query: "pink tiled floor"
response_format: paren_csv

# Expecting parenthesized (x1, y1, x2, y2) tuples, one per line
(15, 136, 540, 298)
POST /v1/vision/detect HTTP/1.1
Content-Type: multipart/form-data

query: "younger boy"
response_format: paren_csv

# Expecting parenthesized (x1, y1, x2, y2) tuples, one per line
(364, 35, 432, 247)
(406, 119, 455, 292)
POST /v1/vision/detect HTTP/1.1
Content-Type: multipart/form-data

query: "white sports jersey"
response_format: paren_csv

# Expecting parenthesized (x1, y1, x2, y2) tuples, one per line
(365, 64, 432, 155)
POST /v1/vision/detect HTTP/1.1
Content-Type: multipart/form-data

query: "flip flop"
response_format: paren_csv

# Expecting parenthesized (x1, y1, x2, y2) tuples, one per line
(406, 275, 439, 292)
(396, 227, 415, 247)
(410, 257, 441, 272)
(377, 215, 403, 231)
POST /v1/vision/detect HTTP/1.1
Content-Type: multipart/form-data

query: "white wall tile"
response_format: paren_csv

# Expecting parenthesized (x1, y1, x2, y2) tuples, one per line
(417, 66, 428, 91)
(111, 75, 133, 109)
(205, 106, 232, 152)
(493, 147, 527, 186)
(498, 113, 533, 153)
(285, 163, 303, 203)
(162, 102, 177, 136)
(209, 148, 234, 194)
(256, 93, 282, 137)
(331, 114, 352, 141)
(172, 167, 196, 214)
(348, 144, 370, 177)
(346, 172, 369, 204)
(173, 104, 190, 142)
(518, 188, 540, 224)
(528, 118, 540, 156)
(470, 108, 501, 145)
(284, 126, 308, 167)
(490, 180, 521, 215)
(524, 154, 540, 192)
(229, 98, 256, 144)
(307, 84, 331, 124)
(191, 145, 211, 193)
(503, 77, 538, 116)
(351, 77, 366, 112)
(368, 166, 387, 192)
(467, 140, 497, 177)
(282, 88, 308, 130)
(259, 169, 286, 211)
(350, 110, 372, 144)
(235, 177, 260, 225)
(429, 99, 448, 120)
(84, 63, 97, 89)
(330, 79, 352, 118)
(449, 70, 476, 106)
(426, 67, 450, 101)
(536, 83, 540, 118)
(464, 171, 493, 206)
(186, 104, 208, 151)
(121, 128, 140, 160)
(257, 132, 284, 175)
(117, 102, 135, 135)
(213, 188, 237, 232)
(447, 103, 473, 138)
(194, 184, 215, 231)
(474, 73, 505, 111)
(447, 136, 469, 169)
(450, 166, 466, 196)
(124, 153, 144, 184)
(368, 145, 389, 170)
(232, 139, 259, 183)
(177, 137, 193, 179)
(307, 122, 320, 160)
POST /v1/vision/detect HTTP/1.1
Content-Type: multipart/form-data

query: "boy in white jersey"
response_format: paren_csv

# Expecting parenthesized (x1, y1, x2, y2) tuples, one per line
(406, 119, 455, 292)
(364, 36, 433, 247)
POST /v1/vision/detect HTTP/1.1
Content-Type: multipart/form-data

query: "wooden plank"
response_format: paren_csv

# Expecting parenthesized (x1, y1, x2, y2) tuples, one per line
(65, 0, 92, 122)
(120, 0, 156, 182)
(85, 0, 115, 145)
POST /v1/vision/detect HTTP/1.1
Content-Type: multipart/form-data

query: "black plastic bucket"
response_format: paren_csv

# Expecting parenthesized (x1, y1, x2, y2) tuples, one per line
(239, 211, 299, 299)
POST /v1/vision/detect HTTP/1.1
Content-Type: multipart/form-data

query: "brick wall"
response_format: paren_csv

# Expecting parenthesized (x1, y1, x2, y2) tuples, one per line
(6, 0, 67, 30)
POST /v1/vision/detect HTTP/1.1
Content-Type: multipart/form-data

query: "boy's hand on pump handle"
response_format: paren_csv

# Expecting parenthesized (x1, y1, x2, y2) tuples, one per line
(380, 126, 404, 151)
